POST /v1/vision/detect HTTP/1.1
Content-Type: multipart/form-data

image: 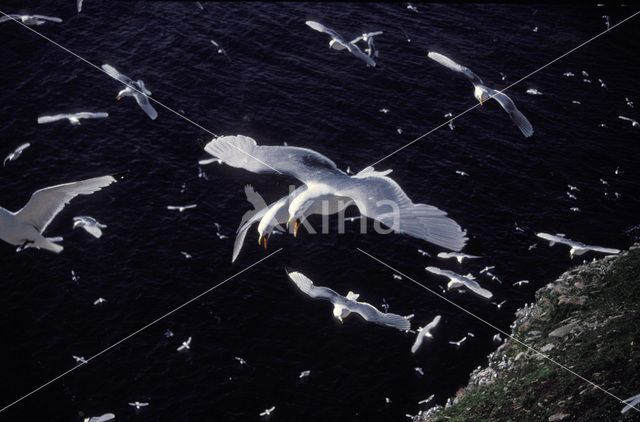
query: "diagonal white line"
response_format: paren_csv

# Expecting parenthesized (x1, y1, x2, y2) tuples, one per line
(0, 10, 282, 174)
(367, 10, 640, 169)
(357, 247, 639, 414)
(0, 248, 283, 414)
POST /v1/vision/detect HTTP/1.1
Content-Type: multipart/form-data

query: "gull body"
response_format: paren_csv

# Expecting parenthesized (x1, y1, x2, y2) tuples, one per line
(205, 135, 468, 252)
(287, 271, 411, 331)
(3, 143, 31, 167)
(536, 232, 620, 259)
(0, 175, 116, 253)
(426, 266, 493, 299)
(73, 216, 107, 238)
(0, 14, 62, 25)
(101, 64, 158, 120)
(437, 251, 481, 263)
(38, 112, 108, 126)
(350, 31, 383, 58)
(84, 414, 115, 422)
(411, 315, 441, 354)
(305, 21, 376, 67)
(427, 51, 534, 137)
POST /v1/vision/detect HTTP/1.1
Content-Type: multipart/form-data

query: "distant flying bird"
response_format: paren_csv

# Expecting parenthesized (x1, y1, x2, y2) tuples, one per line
(536, 232, 620, 259)
(299, 370, 310, 379)
(73, 355, 88, 364)
(177, 337, 192, 351)
(448, 336, 467, 347)
(305, 20, 376, 67)
(3, 143, 31, 167)
(350, 31, 383, 58)
(406, 3, 418, 12)
(166, 204, 197, 212)
(621, 393, 640, 414)
(73, 216, 107, 238)
(101, 64, 158, 120)
(427, 51, 534, 137)
(260, 406, 276, 417)
(210, 40, 231, 61)
(84, 413, 115, 422)
(0, 175, 117, 253)
(235, 356, 247, 366)
(38, 112, 108, 126)
(0, 14, 62, 25)
(411, 315, 441, 354)
(128, 402, 149, 409)
(513, 280, 529, 287)
(287, 271, 411, 331)
(619, 115, 639, 127)
(437, 251, 481, 264)
(93, 297, 107, 305)
(426, 266, 493, 299)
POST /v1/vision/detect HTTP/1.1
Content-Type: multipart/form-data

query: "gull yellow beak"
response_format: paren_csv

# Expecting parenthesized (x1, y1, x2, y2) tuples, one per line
(116, 95, 122, 100)
(258, 235, 262, 245)
(479, 98, 483, 106)
(293, 220, 299, 237)
(339, 317, 343, 324)
(263, 237, 268, 250)
(286, 217, 292, 229)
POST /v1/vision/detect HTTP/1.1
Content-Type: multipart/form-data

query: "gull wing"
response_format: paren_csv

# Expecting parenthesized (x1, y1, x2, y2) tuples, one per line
(536, 232, 573, 247)
(348, 300, 411, 330)
(428, 52, 483, 85)
(15, 175, 116, 233)
(585, 245, 620, 255)
(14, 143, 31, 154)
(136, 80, 152, 96)
(305, 20, 348, 46)
(203, 135, 344, 184)
(87, 414, 115, 422)
(77, 0, 84, 13)
(618, 115, 634, 122)
(74, 112, 109, 120)
(343, 176, 467, 251)
(101, 64, 135, 86)
(0, 15, 22, 23)
(133, 91, 158, 120)
(37, 114, 68, 124)
(287, 271, 343, 303)
(622, 393, 640, 414)
(345, 43, 376, 66)
(485, 87, 534, 137)
(32, 15, 62, 23)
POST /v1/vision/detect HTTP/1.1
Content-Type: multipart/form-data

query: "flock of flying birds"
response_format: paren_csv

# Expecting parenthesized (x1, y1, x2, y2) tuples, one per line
(0, 3, 635, 419)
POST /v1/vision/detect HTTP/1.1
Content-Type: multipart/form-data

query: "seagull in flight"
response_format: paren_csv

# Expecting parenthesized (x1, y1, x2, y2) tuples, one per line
(73, 355, 88, 364)
(0, 175, 117, 253)
(305, 20, 376, 67)
(427, 51, 534, 137)
(411, 315, 441, 354)
(260, 406, 276, 417)
(204, 135, 468, 252)
(0, 14, 62, 25)
(536, 233, 620, 259)
(287, 270, 411, 331)
(3, 143, 31, 167)
(177, 337, 192, 351)
(618, 115, 639, 127)
(437, 251, 481, 264)
(37, 112, 108, 126)
(128, 402, 149, 409)
(73, 216, 107, 238)
(101, 64, 158, 120)
(166, 204, 197, 212)
(426, 266, 493, 299)
(448, 336, 467, 347)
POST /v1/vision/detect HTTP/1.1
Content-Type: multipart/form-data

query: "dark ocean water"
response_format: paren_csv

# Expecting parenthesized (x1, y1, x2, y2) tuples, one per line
(1, 2, 639, 421)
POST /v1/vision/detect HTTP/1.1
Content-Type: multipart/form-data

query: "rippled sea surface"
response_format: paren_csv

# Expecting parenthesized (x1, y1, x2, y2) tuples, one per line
(1, 2, 639, 421)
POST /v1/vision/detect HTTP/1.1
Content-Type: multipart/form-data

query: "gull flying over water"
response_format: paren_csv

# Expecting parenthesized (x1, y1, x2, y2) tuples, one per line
(618, 115, 639, 127)
(0, 14, 62, 25)
(437, 251, 481, 263)
(128, 402, 149, 409)
(426, 266, 493, 299)
(411, 315, 441, 354)
(73, 216, 107, 238)
(287, 270, 411, 331)
(167, 204, 197, 212)
(305, 20, 376, 67)
(0, 175, 117, 253)
(177, 337, 192, 351)
(621, 393, 640, 414)
(427, 51, 534, 137)
(84, 414, 115, 422)
(204, 135, 468, 252)
(3, 143, 30, 167)
(536, 232, 620, 259)
(38, 112, 108, 126)
(260, 406, 276, 417)
(101, 64, 158, 120)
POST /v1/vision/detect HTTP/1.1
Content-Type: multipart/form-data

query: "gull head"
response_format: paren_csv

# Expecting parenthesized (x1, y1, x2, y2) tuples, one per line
(257, 206, 280, 248)
(116, 87, 130, 100)
(333, 304, 350, 323)
(287, 192, 314, 237)
(474, 86, 489, 105)
(69, 116, 81, 125)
